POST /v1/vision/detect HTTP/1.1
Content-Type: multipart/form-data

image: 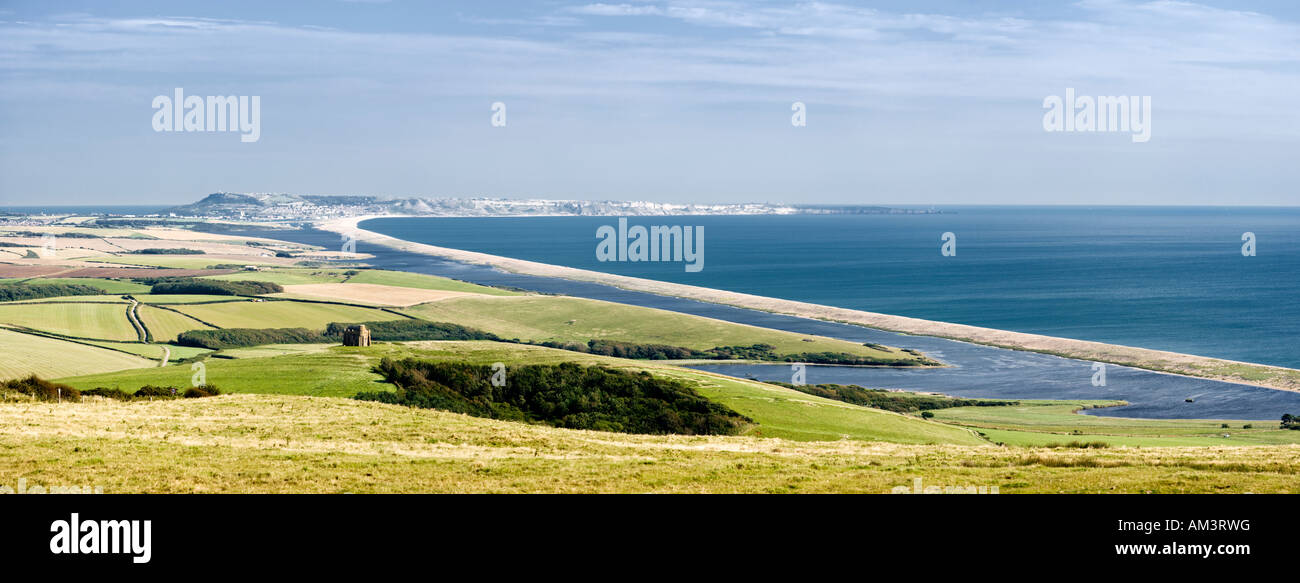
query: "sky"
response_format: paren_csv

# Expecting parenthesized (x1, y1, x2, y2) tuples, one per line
(0, 0, 1297, 206)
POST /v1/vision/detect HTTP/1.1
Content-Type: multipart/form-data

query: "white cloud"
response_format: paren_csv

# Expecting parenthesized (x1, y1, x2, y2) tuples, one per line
(570, 3, 665, 17)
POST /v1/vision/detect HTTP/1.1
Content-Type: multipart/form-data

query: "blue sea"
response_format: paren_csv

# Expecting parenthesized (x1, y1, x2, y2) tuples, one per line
(363, 206, 1300, 369)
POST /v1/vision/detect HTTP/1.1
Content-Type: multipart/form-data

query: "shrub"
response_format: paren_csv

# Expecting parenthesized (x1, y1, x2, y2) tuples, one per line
(920, 411, 935, 419)
(0, 375, 80, 402)
(183, 385, 220, 398)
(134, 385, 178, 398)
(81, 387, 132, 400)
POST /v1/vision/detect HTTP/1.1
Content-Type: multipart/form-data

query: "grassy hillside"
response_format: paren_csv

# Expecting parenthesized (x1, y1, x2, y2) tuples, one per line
(2, 393, 1295, 493)
(0, 329, 154, 380)
(56, 341, 982, 445)
(403, 295, 919, 362)
(0, 302, 137, 341)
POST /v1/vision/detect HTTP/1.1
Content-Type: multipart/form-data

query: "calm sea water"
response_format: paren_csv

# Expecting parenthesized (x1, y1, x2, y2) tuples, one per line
(364, 206, 1300, 368)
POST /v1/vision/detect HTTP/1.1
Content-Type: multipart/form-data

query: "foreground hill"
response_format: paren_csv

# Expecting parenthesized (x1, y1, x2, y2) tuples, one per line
(2, 392, 1295, 493)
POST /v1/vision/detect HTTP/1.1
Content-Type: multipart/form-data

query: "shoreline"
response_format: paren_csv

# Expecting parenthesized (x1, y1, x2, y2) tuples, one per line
(317, 214, 1300, 394)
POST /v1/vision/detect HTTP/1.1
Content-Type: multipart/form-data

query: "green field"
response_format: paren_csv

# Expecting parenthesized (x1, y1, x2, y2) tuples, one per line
(0, 329, 153, 380)
(0, 302, 136, 340)
(345, 269, 521, 296)
(402, 295, 915, 361)
(167, 300, 405, 329)
(137, 305, 213, 342)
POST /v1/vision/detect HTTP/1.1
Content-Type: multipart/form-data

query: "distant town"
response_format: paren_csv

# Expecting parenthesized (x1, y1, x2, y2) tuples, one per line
(1, 192, 941, 226)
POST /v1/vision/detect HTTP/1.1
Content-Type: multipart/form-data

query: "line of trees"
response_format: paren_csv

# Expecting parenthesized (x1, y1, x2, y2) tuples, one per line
(149, 279, 283, 295)
(0, 282, 104, 301)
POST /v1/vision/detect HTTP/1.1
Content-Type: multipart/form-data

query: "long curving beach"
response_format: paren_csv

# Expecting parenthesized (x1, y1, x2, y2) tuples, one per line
(319, 215, 1300, 394)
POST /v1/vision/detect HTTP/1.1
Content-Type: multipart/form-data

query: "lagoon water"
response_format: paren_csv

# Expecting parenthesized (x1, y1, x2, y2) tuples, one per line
(364, 207, 1300, 369)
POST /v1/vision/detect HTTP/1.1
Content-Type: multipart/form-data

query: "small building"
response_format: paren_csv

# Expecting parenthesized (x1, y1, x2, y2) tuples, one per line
(342, 325, 371, 347)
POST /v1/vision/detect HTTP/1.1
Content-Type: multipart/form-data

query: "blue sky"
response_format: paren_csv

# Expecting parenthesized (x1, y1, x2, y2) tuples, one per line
(1, 0, 1297, 206)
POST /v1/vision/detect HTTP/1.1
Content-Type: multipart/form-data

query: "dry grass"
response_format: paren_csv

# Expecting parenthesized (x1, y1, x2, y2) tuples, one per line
(1, 393, 1296, 493)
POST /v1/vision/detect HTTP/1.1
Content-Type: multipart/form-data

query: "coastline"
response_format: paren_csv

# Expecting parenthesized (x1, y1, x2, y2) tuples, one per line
(318, 214, 1300, 394)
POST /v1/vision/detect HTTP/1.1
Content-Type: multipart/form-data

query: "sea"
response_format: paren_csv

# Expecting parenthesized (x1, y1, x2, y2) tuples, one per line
(363, 206, 1300, 369)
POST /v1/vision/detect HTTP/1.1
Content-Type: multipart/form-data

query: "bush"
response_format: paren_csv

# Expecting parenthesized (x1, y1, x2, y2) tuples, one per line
(134, 385, 179, 397)
(920, 411, 935, 419)
(82, 387, 133, 400)
(0, 375, 79, 402)
(357, 358, 750, 435)
(183, 385, 220, 398)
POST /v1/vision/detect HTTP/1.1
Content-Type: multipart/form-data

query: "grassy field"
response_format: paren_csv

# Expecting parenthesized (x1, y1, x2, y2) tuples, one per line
(0, 302, 136, 341)
(345, 269, 521, 296)
(2, 393, 1295, 493)
(56, 340, 983, 445)
(136, 305, 212, 342)
(0, 329, 153, 380)
(165, 300, 405, 330)
(403, 295, 917, 361)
